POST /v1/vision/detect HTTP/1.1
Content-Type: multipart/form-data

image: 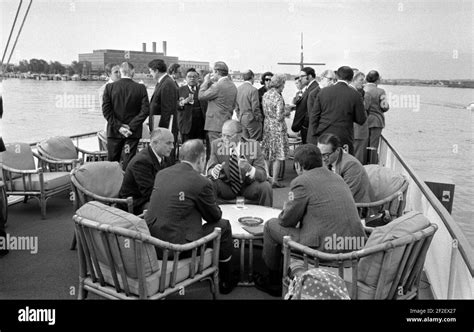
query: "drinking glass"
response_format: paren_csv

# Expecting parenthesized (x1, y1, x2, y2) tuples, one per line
(188, 93, 194, 104)
(236, 196, 245, 209)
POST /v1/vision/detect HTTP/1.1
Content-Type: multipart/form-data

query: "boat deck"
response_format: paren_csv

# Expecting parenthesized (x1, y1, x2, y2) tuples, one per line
(0, 158, 434, 300)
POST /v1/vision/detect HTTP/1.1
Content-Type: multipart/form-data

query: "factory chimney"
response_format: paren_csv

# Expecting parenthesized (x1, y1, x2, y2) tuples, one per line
(152, 42, 157, 53)
(142, 43, 147, 52)
(162, 41, 167, 56)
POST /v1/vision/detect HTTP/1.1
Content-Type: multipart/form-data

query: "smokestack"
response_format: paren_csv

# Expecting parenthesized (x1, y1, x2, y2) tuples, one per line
(152, 42, 157, 53)
(142, 43, 146, 52)
(162, 41, 167, 56)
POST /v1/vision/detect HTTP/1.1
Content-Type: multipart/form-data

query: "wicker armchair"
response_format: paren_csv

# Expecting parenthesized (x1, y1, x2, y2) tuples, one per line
(37, 136, 107, 166)
(69, 161, 133, 249)
(356, 165, 409, 225)
(73, 201, 221, 300)
(282, 211, 438, 299)
(0, 142, 73, 219)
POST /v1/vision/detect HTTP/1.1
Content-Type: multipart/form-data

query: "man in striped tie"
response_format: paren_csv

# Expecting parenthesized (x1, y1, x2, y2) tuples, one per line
(206, 120, 272, 207)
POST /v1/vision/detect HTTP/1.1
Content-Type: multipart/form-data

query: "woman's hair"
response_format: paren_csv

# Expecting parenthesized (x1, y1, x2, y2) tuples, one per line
(268, 74, 286, 89)
(260, 71, 273, 85)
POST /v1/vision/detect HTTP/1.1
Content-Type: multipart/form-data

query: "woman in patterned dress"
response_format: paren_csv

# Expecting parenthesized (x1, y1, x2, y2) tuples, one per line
(261, 74, 290, 188)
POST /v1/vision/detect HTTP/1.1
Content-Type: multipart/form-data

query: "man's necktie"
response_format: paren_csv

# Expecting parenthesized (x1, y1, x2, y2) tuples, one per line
(327, 164, 333, 171)
(229, 153, 241, 195)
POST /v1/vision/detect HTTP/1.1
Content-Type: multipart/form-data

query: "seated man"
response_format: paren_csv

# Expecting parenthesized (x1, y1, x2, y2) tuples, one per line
(145, 139, 236, 294)
(206, 120, 272, 207)
(255, 144, 366, 296)
(119, 128, 174, 214)
(317, 133, 372, 204)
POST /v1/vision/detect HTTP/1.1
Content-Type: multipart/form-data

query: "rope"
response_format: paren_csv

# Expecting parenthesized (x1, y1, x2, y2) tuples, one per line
(1, 0, 23, 68)
(5, 0, 33, 68)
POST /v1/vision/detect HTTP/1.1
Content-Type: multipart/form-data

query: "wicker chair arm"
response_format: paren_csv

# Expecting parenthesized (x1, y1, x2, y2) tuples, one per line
(76, 146, 108, 156)
(355, 182, 409, 208)
(33, 151, 80, 165)
(0, 164, 41, 174)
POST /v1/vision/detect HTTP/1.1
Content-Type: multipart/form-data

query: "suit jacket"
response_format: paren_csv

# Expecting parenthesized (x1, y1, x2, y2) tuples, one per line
(206, 137, 267, 184)
(149, 74, 178, 133)
(119, 146, 170, 213)
(102, 78, 150, 139)
(145, 162, 222, 244)
(333, 149, 372, 203)
(177, 85, 207, 135)
(308, 81, 367, 146)
(364, 83, 389, 129)
(353, 87, 369, 140)
(278, 167, 366, 250)
(235, 81, 262, 124)
(198, 76, 237, 132)
(292, 80, 319, 133)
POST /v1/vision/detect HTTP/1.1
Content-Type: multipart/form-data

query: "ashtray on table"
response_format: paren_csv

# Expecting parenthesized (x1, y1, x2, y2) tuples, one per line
(238, 216, 264, 227)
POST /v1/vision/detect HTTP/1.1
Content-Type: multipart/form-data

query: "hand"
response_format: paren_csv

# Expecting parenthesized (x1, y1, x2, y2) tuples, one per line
(119, 126, 132, 137)
(211, 162, 225, 179)
(238, 157, 252, 173)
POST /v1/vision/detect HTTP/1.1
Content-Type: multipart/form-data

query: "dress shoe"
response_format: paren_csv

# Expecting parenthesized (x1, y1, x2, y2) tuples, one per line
(254, 272, 282, 297)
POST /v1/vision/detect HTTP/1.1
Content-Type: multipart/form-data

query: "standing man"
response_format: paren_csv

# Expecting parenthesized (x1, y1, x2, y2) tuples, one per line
(177, 68, 207, 143)
(308, 66, 367, 155)
(291, 67, 318, 144)
(148, 59, 179, 161)
(365, 70, 389, 164)
(235, 69, 262, 140)
(0, 91, 8, 258)
(98, 63, 121, 109)
(351, 70, 370, 164)
(145, 139, 237, 294)
(168, 63, 182, 88)
(102, 62, 149, 170)
(198, 61, 237, 145)
(119, 128, 174, 214)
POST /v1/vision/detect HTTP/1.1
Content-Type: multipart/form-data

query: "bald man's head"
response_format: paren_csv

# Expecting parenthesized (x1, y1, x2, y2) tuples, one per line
(150, 128, 174, 157)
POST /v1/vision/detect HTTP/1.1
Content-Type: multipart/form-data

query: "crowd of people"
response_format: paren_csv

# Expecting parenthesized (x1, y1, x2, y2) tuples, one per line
(100, 60, 390, 295)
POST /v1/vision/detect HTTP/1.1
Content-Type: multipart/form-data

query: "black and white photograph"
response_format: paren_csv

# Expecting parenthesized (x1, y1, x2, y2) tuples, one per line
(0, 0, 472, 328)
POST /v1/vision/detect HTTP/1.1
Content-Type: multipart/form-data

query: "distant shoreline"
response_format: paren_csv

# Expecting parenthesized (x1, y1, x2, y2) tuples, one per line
(381, 80, 474, 89)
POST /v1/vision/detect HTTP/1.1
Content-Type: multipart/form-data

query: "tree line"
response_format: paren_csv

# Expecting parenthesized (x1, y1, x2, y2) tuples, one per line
(9, 59, 92, 76)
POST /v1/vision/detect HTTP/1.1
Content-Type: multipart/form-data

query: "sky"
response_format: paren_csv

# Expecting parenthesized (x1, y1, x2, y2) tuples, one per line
(1, 0, 472, 79)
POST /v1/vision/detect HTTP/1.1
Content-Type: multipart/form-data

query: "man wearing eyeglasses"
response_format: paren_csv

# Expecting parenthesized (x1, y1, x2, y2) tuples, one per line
(206, 120, 272, 207)
(291, 67, 318, 144)
(177, 68, 207, 143)
(317, 133, 372, 204)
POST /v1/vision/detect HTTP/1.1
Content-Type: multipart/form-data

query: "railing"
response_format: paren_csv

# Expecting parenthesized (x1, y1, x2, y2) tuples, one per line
(379, 135, 473, 299)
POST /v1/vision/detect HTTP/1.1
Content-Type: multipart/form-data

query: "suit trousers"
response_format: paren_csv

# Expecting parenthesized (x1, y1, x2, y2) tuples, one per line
(211, 179, 273, 207)
(353, 138, 369, 165)
(300, 127, 308, 144)
(241, 115, 262, 141)
(263, 218, 303, 271)
(107, 137, 139, 170)
(369, 127, 383, 164)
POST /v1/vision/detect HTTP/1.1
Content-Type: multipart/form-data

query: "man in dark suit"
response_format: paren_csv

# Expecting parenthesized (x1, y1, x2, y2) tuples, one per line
(255, 144, 366, 296)
(291, 67, 318, 144)
(119, 128, 174, 214)
(177, 68, 207, 142)
(308, 66, 367, 155)
(0, 93, 7, 258)
(317, 133, 372, 204)
(102, 62, 150, 170)
(145, 139, 236, 294)
(206, 120, 272, 207)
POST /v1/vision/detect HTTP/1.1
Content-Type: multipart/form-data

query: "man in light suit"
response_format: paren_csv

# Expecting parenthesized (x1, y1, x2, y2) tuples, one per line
(291, 67, 319, 144)
(145, 139, 236, 294)
(198, 61, 237, 144)
(235, 69, 262, 141)
(254, 144, 366, 296)
(102, 62, 150, 170)
(365, 70, 389, 164)
(206, 120, 272, 207)
(177, 68, 207, 143)
(119, 129, 174, 214)
(308, 66, 367, 155)
(317, 133, 372, 204)
(351, 70, 370, 164)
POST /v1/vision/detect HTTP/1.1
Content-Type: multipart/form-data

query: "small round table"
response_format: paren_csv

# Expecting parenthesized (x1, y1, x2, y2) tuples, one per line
(219, 204, 281, 285)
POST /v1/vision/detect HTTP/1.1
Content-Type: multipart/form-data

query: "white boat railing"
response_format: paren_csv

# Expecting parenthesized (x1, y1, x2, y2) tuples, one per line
(379, 135, 473, 299)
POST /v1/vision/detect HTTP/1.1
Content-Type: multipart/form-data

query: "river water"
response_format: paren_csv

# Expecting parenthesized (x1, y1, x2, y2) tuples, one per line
(1, 78, 473, 248)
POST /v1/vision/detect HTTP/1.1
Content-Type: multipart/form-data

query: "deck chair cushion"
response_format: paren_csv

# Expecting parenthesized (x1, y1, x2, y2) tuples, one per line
(364, 165, 407, 216)
(76, 201, 159, 279)
(74, 161, 123, 198)
(357, 211, 430, 299)
(11, 172, 70, 191)
(38, 136, 78, 160)
(0, 143, 36, 180)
